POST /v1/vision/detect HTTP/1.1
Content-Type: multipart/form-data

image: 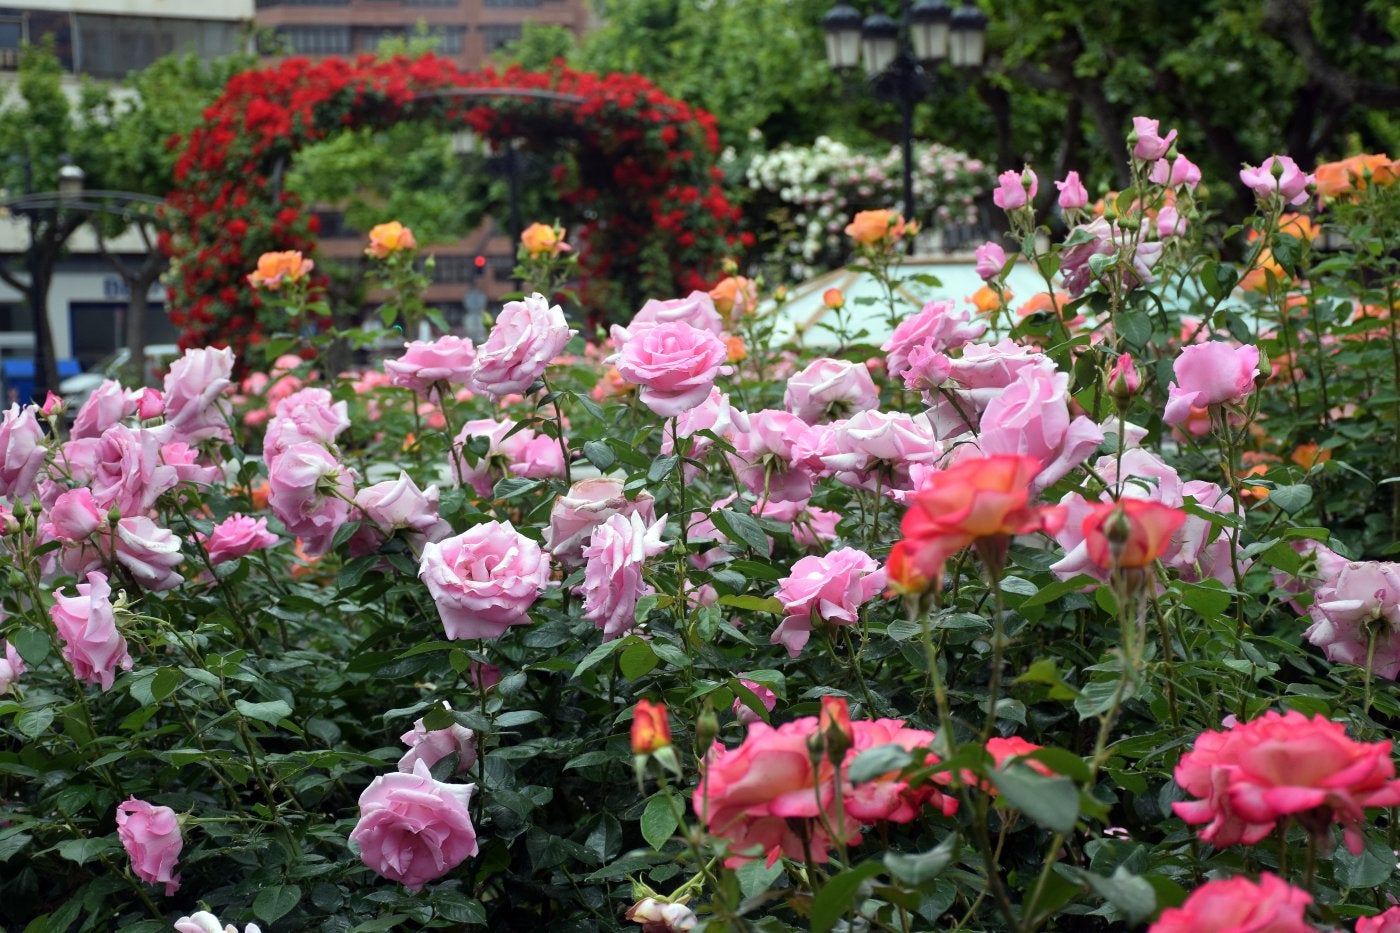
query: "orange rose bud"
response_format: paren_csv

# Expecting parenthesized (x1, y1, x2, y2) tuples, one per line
(971, 285, 1003, 315)
(364, 221, 417, 259)
(818, 695, 853, 763)
(885, 540, 931, 596)
(1081, 498, 1187, 570)
(631, 699, 671, 755)
(247, 250, 314, 290)
(822, 287, 845, 310)
(710, 275, 757, 318)
(520, 221, 570, 258)
(725, 335, 748, 363)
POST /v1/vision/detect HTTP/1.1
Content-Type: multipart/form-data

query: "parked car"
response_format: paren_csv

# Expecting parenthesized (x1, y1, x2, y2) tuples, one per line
(59, 344, 181, 410)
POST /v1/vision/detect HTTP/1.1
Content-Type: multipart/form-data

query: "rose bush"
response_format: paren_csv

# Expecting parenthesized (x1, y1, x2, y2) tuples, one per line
(3, 124, 1400, 933)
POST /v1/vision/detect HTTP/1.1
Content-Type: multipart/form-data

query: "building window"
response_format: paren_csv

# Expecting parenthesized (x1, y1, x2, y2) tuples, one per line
(356, 27, 404, 53)
(480, 24, 523, 52)
(257, 0, 350, 6)
(424, 25, 465, 54)
(484, 0, 542, 7)
(278, 25, 351, 55)
(406, 0, 460, 6)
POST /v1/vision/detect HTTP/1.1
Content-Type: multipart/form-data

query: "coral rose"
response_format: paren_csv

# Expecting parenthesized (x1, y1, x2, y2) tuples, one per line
(845, 208, 910, 248)
(116, 797, 183, 895)
(247, 250, 313, 290)
(350, 761, 478, 892)
(519, 221, 569, 257)
(631, 698, 672, 754)
(1358, 907, 1400, 933)
(1172, 710, 1400, 854)
(1080, 498, 1187, 570)
(365, 221, 417, 258)
(419, 521, 550, 640)
(1148, 873, 1312, 933)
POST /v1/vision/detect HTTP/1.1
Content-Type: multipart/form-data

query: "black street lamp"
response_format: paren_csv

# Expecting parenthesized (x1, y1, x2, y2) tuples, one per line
(823, 1, 988, 237)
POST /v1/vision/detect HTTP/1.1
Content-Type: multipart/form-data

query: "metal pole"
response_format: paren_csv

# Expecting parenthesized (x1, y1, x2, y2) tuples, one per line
(899, 0, 916, 253)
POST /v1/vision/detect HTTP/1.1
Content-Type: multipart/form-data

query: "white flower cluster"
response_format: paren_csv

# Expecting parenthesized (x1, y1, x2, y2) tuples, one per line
(747, 136, 992, 278)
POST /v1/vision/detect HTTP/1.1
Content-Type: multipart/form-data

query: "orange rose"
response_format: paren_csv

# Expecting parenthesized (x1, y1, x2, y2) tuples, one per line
(725, 335, 747, 362)
(1236, 464, 1270, 505)
(364, 221, 417, 259)
(1240, 248, 1287, 292)
(822, 287, 844, 309)
(709, 275, 757, 318)
(631, 699, 671, 755)
(1315, 153, 1398, 199)
(844, 209, 910, 248)
(971, 285, 1004, 315)
(884, 541, 930, 596)
(899, 455, 1065, 579)
(1290, 442, 1332, 470)
(520, 222, 570, 258)
(247, 250, 314, 290)
(1276, 213, 1320, 242)
(1081, 499, 1187, 569)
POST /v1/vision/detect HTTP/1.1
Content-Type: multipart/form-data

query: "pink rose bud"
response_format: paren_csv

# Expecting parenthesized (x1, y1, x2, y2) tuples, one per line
(992, 167, 1036, 210)
(419, 521, 551, 640)
(1149, 154, 1201, 190)
(45, 487, 104, 542)
(135, 387, 165, 420)
(115, 797, 183, 895)
(1239, 155, 1313, 207)
(1157, 205, 1187, 238)
(201, 513, 280, 565)
(1131, 115, 1178, 161)
(974, 241, 1008, 281)
(0, 640, 26, 694)
(40, 391, 64, 417)
(349, 761, 478, 891)
(1055, 171, 1089, 210)
(398, 704, 478, 776)
(1108, 353, 1141, 399)
(731, 676, 778, 725)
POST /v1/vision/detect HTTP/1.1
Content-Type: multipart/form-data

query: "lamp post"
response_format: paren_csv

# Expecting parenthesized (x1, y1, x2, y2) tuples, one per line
(822, 1, 988, 237)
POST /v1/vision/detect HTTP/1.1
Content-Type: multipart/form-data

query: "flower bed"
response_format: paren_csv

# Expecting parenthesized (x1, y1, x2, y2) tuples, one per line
(3, 122, 1400, 931)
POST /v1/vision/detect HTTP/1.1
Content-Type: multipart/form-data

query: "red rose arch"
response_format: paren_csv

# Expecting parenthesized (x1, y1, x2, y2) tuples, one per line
(164, 54, 744, 358)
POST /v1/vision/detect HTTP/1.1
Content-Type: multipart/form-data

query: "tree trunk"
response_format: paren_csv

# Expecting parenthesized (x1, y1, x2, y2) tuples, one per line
(125, 282, 150, 386)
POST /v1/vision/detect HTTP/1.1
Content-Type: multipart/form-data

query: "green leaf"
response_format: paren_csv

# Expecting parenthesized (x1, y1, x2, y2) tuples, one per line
(10, 628, 50, 666)
(619, 640, 659, 680)
(811, 861, 884, 933)
(716, 594, 783, 613)
(348, 916, 409, 933)
(56, 837, 114, 866)
(583, 440, 615, 471)
(150, 667, 182, 702)
(640, 794, 678, 850)
(712, 508, 770, 554)
(849, 744, 912, 784)
(647, 455, 680, 483)
(235, 699, 293, 724)
(883, 834, 959, 887)
(1177, 580, 1232, 620)
(17, 708, 54, 739)
(253, 884, 301, 924)
(572, 637, 629, 678)
(989, 764, 1080, 833)
(1269, 484, 1313, 514)
(1063, 866, 1156, 924)
(1335, 835, 1394, 888)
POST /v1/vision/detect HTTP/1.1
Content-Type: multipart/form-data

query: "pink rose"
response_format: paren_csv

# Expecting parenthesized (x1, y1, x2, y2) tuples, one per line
(162, 346, 234, 445)
(1157, 205, 1186, 238)
(1162, 341, 1260, 424)
(1304, 561, 1400, 677)
(262, 387, 349, 466)
(900, 344, 953, 394)
(544, 477, 657, 568)
(116, 797, 182, 895)
(1055, 170, 1088, 210)
(626, 897, 698, 933)
(350, 761, 478, 892)
(577, 512, 669, 641)
(1240, 155, 1313, 207)
(882, 299, 987, 380)
(992, 167, 1036, 210)
(661, 387, 740, 468)
(504, 431, 567, 481)
(728, 410, 815, 503)
(772, 548, 885, 656)
(201, 513, 279, 566)
(974, 241, 1007, 281)
(972, 367, 1104, 491)
(398, 705, 477, 776)
(1173, 710, 1400, 855)
(783, 358, 879, 423)
(625, 290, 724, 338)
(1358, 908, 1400, 933)
(731, 676, 778, 724)
(115, 516, 185, 591)
(354, 472, 450, 550)
(1060, 217, 1162, 298)
(843, 719, 955, 823)
(1131, 115, 1177, 161)
(50, 571, 132, 690)
(614, 321, 731, 418)
(71, 381, 136, 440)
(821, 410, 944, 495)
(419, 521, 550, 640)
(0, 403, 46, 499)
(1148, 873, 1312, 933)
(73, 425, 180, 516)
(471, 292, 574, 396)
(923, 340, 1056, 434)
(0, 639, 26, 694)
(1149, 154, 1201, 190)
(44, 487, 103, 543)
(135, 387, 165, 421)
(385, 336, 477, 398)
(267, 441, 355, 558)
